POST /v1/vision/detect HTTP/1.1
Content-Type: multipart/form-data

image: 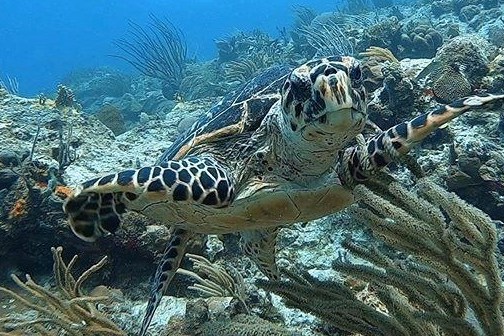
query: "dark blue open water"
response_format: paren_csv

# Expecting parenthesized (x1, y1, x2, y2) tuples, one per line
(0, 0, 339, 95)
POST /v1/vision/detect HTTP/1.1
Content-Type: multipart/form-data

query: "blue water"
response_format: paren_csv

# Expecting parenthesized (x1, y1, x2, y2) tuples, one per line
(0, 0, 338, 96)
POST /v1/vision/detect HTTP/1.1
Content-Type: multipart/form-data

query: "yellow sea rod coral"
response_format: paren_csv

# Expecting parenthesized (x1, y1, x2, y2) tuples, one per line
(0, 247, 125, 336)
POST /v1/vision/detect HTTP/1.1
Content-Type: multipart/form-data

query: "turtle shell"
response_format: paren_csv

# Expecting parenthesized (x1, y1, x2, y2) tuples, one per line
(157, 64, 292, 164)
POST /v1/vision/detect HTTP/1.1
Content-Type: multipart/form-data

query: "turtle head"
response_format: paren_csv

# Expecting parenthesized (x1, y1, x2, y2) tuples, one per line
(281, 56, 367, 149)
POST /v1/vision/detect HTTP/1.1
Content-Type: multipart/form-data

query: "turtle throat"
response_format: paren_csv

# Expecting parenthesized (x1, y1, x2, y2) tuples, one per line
(272, 105, 366, 177)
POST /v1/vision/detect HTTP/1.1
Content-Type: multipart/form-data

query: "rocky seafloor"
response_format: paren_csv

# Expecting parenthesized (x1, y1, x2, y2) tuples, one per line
(1, 0, 504, 335)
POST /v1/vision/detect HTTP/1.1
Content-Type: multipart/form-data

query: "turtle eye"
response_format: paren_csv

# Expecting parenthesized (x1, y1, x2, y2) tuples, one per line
(350, 64, 362, 82)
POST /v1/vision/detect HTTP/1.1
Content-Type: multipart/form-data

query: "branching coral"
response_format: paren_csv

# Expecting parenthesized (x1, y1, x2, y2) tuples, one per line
(292, 5, 317, 29)
(179, 61, 229, 99)
(298, 17, 354, 57)
(217, 30, 291, 87)
(0, 76, 19, 95)
(259, 178, 503, 336)
(54, 84, 76, 108)
(56, 123, 78, 176)
(177, 253, 249, 312)
(114, 14, 187, 98)
(0, 247, 125, 336)
(290, 6, 317, 55)
(197, 314, 290, 336)
(360, 46, 399, 63)
(223, 58, 265, 86)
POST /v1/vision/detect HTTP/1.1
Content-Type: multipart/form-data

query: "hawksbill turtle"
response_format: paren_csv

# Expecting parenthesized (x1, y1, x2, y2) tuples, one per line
(63, 56, 504, 335)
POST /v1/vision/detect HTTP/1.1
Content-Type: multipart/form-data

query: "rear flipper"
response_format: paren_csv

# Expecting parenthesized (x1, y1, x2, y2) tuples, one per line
(241, 228, 280, 280)
(139, 227, 281, 336)
(338, 93, 504, 185)
(63, 156, 234, 242)
(139, 228, 193, 336)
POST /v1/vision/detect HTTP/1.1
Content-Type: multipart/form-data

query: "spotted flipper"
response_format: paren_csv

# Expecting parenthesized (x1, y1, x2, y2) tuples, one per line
(241, 227, 280, 280)
(339, 93, 504, 185)
(139, 228, 193, 336)
(63, 156, 234, 242)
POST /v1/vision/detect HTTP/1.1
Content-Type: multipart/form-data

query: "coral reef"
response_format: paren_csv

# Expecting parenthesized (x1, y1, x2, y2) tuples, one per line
(424, 35, 495, 103)
(430, 0, 498, 17)
(486, 21, 504, 48)
(0, 76, 19, 95)
(435, 35, 491, 84)
(162, 298, 293, 336)
(398, 24, 443, 59)
(177, 253, 249, 312)
(360, 46, 399, 63)
(290, 5, 318, 55)
(223, 58, 269, 86)
(431, 64, 472, 102)
(0, 124, 74, 268)
(2, 0, 504, 334)
(296, 15, 354, 57)
(359, 47, 398, 92)
(215, 30, 293, 87)
(446, 146, 504, 220)
(180, 61, 229, 100)
(460, 4, 480, 21)
(196, 314, 291, 336)
(484, 53, 504, 93)
(381, 63, 419, 113)
(0, 246, 125, 335)
(356, 15, 443, 59)
(114, 15, 188, 99)
(55, 84, 77, 109)
(216, 30, 290, 65)
(367, 61, 422, 129)
(430, 0, 452, 17)
(62, 67, 131, 110)
(0, 91, 181, 297)
(95, 104, 127, 136)
(260, 178, 503, 335)
(360, 16, 402, 54)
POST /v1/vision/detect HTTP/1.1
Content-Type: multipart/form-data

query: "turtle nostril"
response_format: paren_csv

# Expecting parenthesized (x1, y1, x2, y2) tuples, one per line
(324, 68, 337, 76)
(350, 65, 362, 81)
(295, 104, 303, 118)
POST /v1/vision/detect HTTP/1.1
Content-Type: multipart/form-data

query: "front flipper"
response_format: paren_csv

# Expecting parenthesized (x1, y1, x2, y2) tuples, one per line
(139, 228, 193, 336)
(63, 156, 234, 242)
(339, 93, 504, 185)
(241, 227, 280, 280)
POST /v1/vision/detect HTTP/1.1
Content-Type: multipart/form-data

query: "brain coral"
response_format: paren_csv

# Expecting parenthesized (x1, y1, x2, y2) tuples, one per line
(432, 65, 472, 103)
(435, 35, 492, 84)
(399, 24, 443, 58)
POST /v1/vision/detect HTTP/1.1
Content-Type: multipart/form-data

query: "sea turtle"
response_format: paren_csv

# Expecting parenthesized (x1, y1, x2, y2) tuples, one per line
(63, 56, 504, 335)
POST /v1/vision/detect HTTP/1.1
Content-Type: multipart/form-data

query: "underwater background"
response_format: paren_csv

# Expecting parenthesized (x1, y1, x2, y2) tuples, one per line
(1, 0, 504, 335)
(0, 0, 337, 96)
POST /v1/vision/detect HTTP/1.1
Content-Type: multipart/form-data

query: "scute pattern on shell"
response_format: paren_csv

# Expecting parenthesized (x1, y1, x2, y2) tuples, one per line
(157, 64, 292, 164)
